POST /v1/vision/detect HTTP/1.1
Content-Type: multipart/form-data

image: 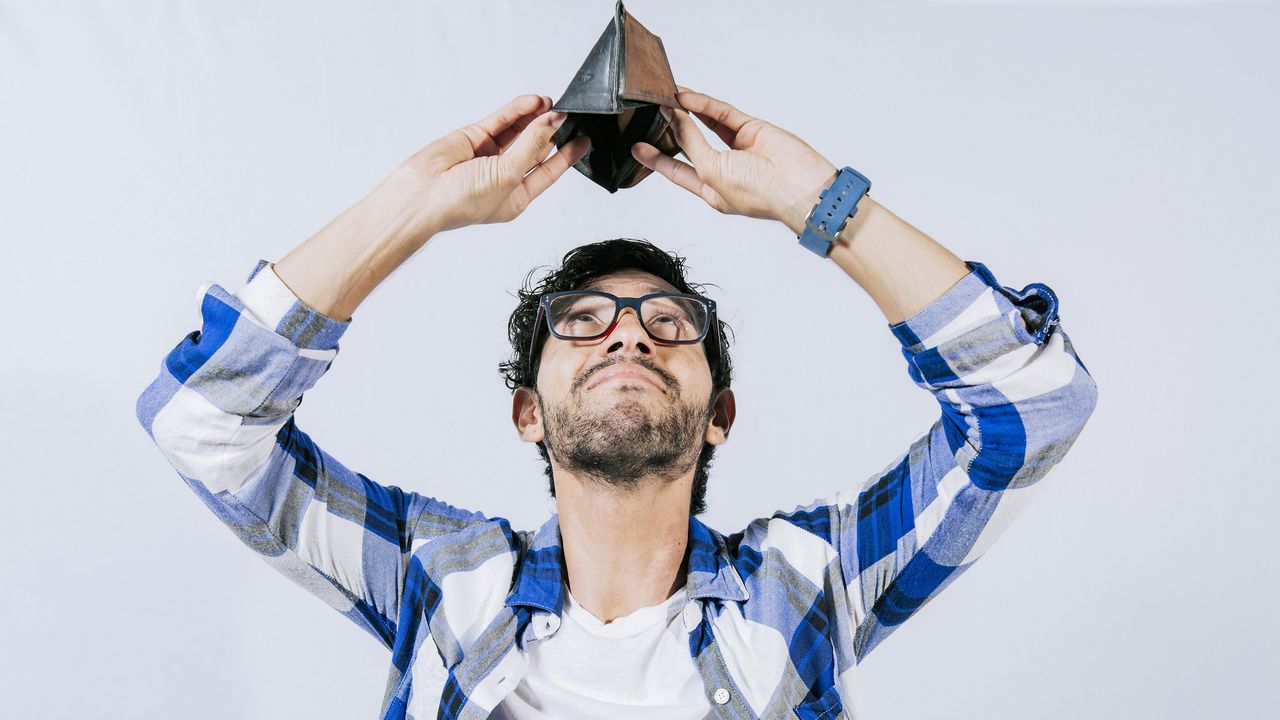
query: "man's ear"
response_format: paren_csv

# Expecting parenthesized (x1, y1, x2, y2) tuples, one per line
(704, 387, 736, 446)
(512, 386, 545, 443)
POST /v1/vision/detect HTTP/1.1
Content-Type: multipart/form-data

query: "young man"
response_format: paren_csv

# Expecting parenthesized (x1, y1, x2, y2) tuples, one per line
(137, 91, 1098, 719)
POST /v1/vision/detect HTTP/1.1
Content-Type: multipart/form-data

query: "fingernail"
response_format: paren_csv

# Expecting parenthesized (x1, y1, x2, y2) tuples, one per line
(550, 111, 567, 127)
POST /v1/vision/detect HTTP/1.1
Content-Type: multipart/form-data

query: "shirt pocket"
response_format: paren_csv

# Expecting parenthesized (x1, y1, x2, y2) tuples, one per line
(793, 684, 846, 720)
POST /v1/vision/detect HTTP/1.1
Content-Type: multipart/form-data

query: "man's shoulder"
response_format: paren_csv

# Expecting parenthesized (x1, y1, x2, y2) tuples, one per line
(405, 514, 530, 641)
(409, 513, 528, 572)
(720, 498, 847, 613)
(724, 496, 844, 569)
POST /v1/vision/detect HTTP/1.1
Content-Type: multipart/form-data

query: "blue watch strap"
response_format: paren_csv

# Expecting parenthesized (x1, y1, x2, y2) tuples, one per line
(798, 166, 872, 257)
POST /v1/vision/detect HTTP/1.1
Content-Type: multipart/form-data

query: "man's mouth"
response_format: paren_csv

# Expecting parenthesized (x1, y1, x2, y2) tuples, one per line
(587, 363, 665, 391)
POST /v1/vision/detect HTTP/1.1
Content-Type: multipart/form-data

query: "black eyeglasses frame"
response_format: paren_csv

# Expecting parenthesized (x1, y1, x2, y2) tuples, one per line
(526, 289, 721, 381)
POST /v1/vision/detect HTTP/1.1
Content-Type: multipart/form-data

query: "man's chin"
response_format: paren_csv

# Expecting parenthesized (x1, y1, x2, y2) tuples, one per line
(543, 390, 709, 484)
(594, 396, 657, 421)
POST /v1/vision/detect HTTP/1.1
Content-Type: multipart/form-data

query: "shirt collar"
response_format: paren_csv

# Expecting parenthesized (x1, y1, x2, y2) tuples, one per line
(685, 513, 751, 603)
(504, 513, 566, 615)
(505, 512, 750, 615)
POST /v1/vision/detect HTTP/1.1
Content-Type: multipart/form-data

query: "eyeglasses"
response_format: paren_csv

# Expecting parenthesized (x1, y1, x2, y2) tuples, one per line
(528, 289, 720, 377)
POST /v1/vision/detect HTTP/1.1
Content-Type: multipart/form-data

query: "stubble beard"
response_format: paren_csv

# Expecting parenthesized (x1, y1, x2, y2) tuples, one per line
(540, 382, 712, 489)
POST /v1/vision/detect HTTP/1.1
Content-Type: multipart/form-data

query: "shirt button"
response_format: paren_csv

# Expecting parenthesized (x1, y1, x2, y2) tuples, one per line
(713, 688, 730, 705)
(682, 602, 700, 631)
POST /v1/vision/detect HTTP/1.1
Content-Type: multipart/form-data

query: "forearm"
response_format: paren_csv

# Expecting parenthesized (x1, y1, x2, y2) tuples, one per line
(274, 167, 438, 322)
(653, 88, 972, 320)
(792, 192, 970, 326)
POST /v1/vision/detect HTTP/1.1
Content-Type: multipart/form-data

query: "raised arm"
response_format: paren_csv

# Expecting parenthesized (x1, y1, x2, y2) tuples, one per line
(274, 94, 588, 320)
(633, 87, 968, 325)
(135, 95, 589, 648)
(634, 91, 1098, 668)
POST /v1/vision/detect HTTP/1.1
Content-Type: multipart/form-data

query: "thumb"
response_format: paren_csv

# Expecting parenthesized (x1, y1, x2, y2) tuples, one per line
(502, 111, 568, 178)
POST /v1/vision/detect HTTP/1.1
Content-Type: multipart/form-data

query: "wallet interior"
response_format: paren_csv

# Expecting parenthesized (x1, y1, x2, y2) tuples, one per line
(555, 104, 678, 193)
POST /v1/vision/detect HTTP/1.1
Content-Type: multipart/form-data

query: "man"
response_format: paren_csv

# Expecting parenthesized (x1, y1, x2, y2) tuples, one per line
(137, 90, 1097, 719)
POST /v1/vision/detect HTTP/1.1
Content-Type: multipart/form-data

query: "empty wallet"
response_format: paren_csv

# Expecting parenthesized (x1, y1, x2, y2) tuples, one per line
(552, 1, 682, 193)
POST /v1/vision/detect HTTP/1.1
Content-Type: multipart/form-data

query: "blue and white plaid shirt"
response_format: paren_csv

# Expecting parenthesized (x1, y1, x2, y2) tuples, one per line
(136, 258, 1097, 720)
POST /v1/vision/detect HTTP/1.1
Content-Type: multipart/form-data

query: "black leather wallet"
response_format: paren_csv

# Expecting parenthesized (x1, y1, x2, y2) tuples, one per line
(552, 1, 682, 193)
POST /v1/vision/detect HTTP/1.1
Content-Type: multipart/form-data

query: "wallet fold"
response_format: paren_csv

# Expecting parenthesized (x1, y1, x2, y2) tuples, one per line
(552, 1, 682, 193)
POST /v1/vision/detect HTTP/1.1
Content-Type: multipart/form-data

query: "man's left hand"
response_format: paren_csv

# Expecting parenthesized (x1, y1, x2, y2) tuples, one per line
(631, 88, 838, 235)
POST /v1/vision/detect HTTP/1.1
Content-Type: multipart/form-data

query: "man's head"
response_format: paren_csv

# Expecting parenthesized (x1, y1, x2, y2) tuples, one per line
(499, 239, 735, 515)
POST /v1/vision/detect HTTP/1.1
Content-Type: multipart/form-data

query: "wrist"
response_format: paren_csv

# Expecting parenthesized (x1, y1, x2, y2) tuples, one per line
(789, 165, 873, 259)
(777, 164, 839, 236)
(385, 164, 444, 243)
(829, 194, 880, 251)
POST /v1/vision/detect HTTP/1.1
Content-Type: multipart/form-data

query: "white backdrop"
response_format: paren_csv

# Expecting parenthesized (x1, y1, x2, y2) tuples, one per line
(2, 1, 1276, 718)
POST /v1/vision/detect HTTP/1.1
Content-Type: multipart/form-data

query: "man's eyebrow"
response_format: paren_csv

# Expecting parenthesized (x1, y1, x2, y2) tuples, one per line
(581, 283, 674, 294)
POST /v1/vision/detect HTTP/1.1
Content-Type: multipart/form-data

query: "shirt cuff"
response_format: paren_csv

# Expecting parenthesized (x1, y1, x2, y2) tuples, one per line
(231, 260, 351, 352)
(888, 260, 1061, 353)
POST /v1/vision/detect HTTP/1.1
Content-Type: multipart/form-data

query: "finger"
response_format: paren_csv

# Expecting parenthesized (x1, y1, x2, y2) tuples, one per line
(519, 136, 590, 202)
(687, 109, 738, 148)
(632, 141, 715, 201)
(502, 109, 568, 177)
(675, 90, 755, 134)
(492, 115, 537, 154)
(478, 95, 548, 139)
(660, 106, 717, 168)
(459, 94, 548, 156)
(491, 96, 556, 153)
(672, 86, 736, 144)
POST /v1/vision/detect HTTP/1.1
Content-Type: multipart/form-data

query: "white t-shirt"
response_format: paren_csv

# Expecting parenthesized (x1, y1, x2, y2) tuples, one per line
(492, 583, 712, 719)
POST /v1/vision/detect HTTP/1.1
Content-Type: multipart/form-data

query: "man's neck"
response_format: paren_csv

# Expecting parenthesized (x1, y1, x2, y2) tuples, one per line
(554, 468, 694, 624)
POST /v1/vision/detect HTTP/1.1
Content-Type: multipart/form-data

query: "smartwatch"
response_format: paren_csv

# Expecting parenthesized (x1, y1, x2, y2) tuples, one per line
(798, 166, 872, 257)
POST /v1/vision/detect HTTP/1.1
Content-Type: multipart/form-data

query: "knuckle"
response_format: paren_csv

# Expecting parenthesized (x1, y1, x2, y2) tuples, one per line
(493, 163, 518, 187)
(480, 159, 508, 187)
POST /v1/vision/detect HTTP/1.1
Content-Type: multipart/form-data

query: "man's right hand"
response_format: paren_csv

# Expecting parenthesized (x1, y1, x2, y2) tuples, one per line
(274, 94, 588, 321)
(399, 94, 590, 235)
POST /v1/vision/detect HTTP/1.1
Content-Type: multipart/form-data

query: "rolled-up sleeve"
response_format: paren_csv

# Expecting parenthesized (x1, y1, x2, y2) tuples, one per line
(831, 259, 1098, 661)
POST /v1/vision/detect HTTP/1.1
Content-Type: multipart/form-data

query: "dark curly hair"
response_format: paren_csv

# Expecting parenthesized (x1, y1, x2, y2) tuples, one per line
(498, 238, 735, 515)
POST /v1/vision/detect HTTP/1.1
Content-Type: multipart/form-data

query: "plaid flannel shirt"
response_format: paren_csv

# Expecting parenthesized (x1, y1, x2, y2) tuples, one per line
(136, 258, 1097, 720)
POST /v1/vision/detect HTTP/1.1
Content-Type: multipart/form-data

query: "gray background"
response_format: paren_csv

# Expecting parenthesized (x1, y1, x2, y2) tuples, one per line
(2, 0, 1276, 717)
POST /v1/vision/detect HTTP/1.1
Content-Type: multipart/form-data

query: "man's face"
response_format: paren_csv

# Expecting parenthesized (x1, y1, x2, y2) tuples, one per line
(513, 268, 732, 487)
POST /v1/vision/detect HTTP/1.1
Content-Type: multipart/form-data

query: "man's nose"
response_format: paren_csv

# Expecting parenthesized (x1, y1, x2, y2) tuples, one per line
(601, 307, 653, 356)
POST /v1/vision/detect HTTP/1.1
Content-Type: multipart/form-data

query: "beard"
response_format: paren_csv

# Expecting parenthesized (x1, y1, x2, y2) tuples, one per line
(539, 364, 712, 489)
